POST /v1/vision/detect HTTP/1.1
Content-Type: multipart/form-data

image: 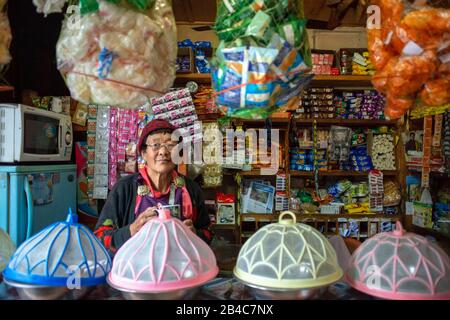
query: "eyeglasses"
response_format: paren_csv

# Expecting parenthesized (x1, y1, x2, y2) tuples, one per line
(144, 142, 177, 152)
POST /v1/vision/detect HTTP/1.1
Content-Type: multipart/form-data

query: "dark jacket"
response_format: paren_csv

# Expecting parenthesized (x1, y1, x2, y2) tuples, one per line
(94, 173, 212, 254)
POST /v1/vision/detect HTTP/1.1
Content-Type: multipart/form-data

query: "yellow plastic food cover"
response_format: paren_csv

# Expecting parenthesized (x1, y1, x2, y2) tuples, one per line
(234, 212, 343, 290)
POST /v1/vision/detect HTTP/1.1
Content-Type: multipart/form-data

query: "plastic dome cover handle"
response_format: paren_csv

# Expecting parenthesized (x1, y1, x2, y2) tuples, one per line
(346, 222, 450, 300)
(234, 211, 343, 290)
(3, 208, 112, 287)
(108, 208, 218, 292)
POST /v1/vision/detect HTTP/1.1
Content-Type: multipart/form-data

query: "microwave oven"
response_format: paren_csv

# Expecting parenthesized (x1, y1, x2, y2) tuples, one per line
(0, 104, 73, 163)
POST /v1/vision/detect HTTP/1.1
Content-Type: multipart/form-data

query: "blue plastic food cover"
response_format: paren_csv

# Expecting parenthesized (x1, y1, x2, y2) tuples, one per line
(3, 209, 111, 286)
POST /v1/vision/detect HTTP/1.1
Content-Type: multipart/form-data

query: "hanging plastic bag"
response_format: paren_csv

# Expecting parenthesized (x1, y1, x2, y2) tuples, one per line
(368, 0, 450, 120)
(56, 0, 177, 109)
(212, 0, 312, 120)
(0, 0, 11, 69)
(33, 0, 68, 16)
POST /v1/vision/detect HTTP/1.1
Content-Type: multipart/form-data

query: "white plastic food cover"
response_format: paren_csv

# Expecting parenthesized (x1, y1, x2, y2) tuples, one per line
(3, 209, 111, 286)
(109, 208, 218, 292)
(234, 212, 343, 289)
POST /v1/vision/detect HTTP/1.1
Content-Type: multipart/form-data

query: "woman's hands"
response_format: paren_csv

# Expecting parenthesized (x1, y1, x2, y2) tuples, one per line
(130, 206, 157, 236)
(130, 206, 196, 236)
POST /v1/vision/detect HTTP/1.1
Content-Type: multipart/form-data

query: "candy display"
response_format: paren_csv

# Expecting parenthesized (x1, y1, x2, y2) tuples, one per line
(151, 88, 201, 142)
(296, 88, 335, 119)
(368, 0, 450, 119)
(311, 52, 336, 75)
(234, 212, 343, 300)
(340, 91, 385, 120)
(0, 0, 11, 69)
(383, 181, 401, 207)
(3, 209, 112, 300)
(369, 170, 384, 212)
(108, 207, 219, 300)
(56, 0, 177, 108)
(346, 222, 450, 300)
(371, 133, 396, 170)
(212, 0, 312, 119)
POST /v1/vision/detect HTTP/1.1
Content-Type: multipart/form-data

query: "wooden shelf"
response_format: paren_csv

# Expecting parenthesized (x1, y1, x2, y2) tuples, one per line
(240, 213, 401, 221)
(0, 85, 14, 92)
(175, 73, 212, 84)
(175, 74, 373, 85)
(225, 169, 285, 176)
(290, 170, 398, 177)
(295, 119, 397, 127)
(412, 225, 450, 241)
(313, 75, 372, 81)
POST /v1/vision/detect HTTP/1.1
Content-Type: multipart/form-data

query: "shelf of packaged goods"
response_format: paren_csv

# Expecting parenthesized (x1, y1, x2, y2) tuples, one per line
(294, 119, 398, 127)
(239, 213, 401, 221)
(289, 170, 398, 177)
(411, 225, 450, 241)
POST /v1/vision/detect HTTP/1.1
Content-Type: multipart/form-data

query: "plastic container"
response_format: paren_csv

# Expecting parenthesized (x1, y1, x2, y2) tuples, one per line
(346, 221, 450, 300)
(2, 209, 111, 299)
(108, 208, 219, 299)
(234, 211, 343, 299)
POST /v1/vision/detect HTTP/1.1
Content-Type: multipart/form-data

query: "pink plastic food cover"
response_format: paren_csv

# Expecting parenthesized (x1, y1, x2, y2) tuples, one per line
(346, 222, 450, 300)
(108, 209, 218, 292)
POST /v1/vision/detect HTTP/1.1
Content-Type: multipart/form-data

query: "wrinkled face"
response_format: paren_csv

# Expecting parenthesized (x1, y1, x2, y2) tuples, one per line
(141, 132, 176, 174)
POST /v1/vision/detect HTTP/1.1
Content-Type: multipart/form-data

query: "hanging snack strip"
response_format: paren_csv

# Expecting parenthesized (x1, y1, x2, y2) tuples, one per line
(56, 0, 177, 109)
(444, 111, 450, 169)
(87, 105, 98, 199)
(422, 116, 433, 188)
(203, 121, 223, 188)
(151, 88, 202, 143)
(369, 170, 384, 212)
(108, 107, 119, 189)
(93, 106, 110, 200)
(212, 0, 313, 119)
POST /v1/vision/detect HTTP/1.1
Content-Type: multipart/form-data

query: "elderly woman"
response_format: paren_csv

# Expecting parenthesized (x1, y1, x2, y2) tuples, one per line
(94, 119, 212, 254)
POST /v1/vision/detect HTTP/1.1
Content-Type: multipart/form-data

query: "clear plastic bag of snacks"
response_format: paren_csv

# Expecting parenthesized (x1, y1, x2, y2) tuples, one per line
(368, 0, 450, 119)
(383, 180, 401, 206)
(212, 0, 313, 119)
(0, 0, 11, 69)
(56, 0, 177, 109)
